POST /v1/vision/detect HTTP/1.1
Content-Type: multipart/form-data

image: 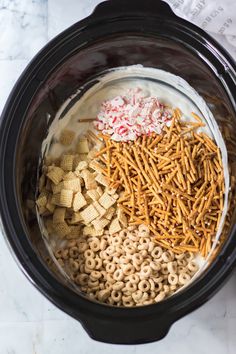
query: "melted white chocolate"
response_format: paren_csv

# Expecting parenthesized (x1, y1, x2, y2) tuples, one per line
(40, 65, 229, 284)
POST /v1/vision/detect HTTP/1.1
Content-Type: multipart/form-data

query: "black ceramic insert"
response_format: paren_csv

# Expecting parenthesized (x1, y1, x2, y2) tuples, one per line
(0, 0, 236, 344)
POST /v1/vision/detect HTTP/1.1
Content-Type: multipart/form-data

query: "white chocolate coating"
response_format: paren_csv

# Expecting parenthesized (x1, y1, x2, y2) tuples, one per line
(40, 65, 229, 286)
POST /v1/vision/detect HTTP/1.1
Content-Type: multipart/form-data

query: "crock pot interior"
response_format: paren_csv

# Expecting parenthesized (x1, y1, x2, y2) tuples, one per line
(16, 35, 236, 292)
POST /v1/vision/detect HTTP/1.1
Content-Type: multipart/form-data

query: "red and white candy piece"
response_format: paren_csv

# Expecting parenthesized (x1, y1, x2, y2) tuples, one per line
(94, 88, 173, 141)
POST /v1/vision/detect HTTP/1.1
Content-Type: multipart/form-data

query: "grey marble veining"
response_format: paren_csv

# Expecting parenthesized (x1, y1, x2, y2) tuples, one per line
(0, 1, 236, 353)
(48, 0, 101, 39)
(0, 0, 47, 60)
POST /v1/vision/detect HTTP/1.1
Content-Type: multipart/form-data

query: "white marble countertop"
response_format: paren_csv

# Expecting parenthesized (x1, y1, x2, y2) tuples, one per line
(0, 1, 236, 353)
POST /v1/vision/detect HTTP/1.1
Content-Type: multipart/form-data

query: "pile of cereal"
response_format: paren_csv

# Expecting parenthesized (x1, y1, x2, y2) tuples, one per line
(36, 88, 224, 307)
(36, 133, 127, 240)
(54, 224, 198, 306)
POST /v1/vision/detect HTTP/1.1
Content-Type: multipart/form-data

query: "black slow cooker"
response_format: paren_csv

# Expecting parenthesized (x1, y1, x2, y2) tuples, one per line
(0, 0, 236, 344)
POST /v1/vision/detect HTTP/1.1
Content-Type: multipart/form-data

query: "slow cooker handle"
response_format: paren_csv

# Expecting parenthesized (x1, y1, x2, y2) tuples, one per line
(90, 0, 178, 20)
(80, 312, 173, 344)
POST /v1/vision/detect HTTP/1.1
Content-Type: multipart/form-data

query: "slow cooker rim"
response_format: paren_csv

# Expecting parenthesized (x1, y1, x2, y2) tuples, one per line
(0, 0, 236, 326)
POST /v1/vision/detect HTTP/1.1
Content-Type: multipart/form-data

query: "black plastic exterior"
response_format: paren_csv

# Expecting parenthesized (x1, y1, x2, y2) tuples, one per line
(0, 0, 236, 344)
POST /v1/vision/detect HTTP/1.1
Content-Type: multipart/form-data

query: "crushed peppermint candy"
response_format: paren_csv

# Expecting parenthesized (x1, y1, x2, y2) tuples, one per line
(94, 88, 173, 141)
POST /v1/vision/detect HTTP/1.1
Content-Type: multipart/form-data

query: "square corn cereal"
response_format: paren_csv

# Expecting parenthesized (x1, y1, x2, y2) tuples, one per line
(91, 218, 110, 231)
(93, 201, 106, 217)
(80, 204, 99, 224)
(87, 189, 100, 201)
(99, 192, 116, 209)
(83, 226, 104, 237)
(104, 207, 115, 221)
(36, 193, 48, 208)
(63, 172, 76, 180)
(73, 192, 87, 211)
(75, 161, 88, 172)
(53, 222, 71, 237)
(66, 226, 81, 239)
(109, 218, 121, 234)
(80, 170, 97, 190)
(60, 189, 73, 208)
(59, 129, 75, 146)
(53, 207, 66, 224)
(60, 155, 74, 171)
(51, 193, 61, 206)
(89, 160, 105, 173)
(93, 229, 104, 236)
(83, 226, 94, 236)
(52, 182, 63, 194)
(63, 178, 81, 192)
(95, 174, 109, 187)
(46, 200, 55, 213)
(117, 208, 128, 227)
(69, 212, 82, 224)
(77, 138, 89, 154)
(47, 166, 64, 185)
